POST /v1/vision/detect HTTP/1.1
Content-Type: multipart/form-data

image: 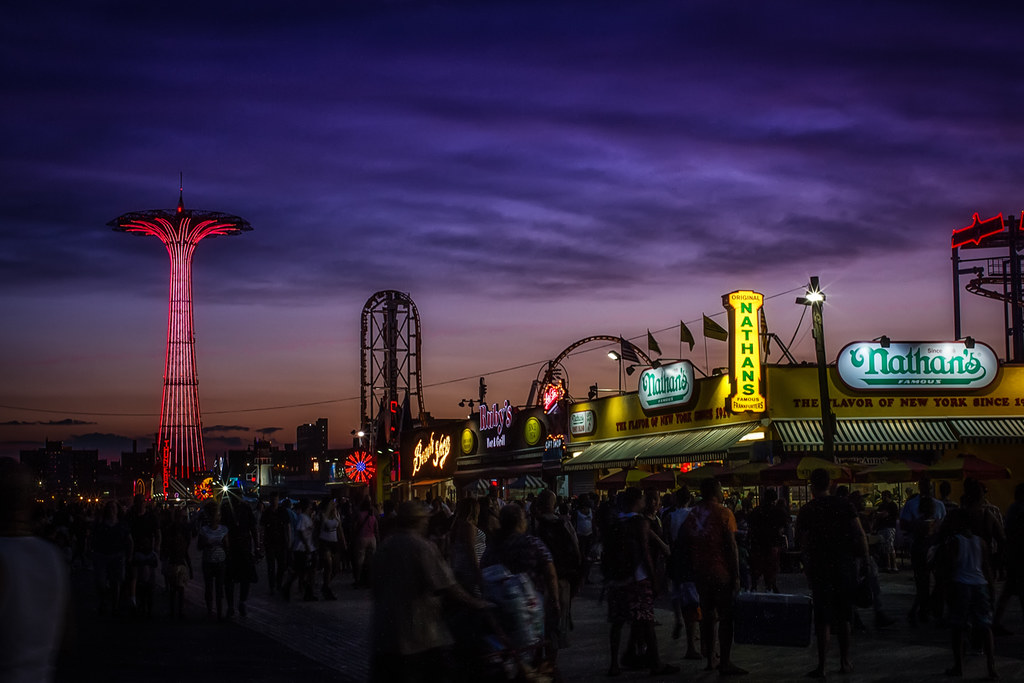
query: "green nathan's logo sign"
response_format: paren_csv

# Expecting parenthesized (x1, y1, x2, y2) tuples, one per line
(638, 361, 695, 410)
(836, 341, 997, 390)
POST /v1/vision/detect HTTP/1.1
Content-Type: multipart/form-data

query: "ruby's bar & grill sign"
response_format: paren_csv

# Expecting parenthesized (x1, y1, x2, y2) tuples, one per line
(837, 341, 998, 390)
(724, 290, 765, 412)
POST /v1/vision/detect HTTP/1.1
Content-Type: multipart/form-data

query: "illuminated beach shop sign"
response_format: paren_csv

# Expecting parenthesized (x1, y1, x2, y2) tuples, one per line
(638, 361, 694, 410)
(837, 340, 998, 391)
(411, 432, 452, 477)
(724, 290, 765, 412)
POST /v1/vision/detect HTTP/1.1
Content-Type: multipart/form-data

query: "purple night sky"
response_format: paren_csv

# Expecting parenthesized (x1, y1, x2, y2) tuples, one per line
(2, 1, 1023, 462)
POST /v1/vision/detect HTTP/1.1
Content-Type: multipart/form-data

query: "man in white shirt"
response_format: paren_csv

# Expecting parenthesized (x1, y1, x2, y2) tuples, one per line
(0, 459, 69, 683)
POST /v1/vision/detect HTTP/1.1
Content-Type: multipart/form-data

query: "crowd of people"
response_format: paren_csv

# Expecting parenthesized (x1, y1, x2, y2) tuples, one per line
(4, 455, 1023, 683)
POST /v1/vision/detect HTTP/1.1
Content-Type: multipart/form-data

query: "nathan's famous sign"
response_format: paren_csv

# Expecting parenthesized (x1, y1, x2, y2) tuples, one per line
(724, 290, 765, 412)
(638, 361, 694, 410)
(837, 340, 998, 391)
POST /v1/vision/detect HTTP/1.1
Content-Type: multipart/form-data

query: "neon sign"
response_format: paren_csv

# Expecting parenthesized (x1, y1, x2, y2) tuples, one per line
(412, 432, 452, 476)
(480, 399, 514, 448)
(724, 290, 765, 413)
(541, 381, 565, 413)
(837, 341, 998, 390)
(952, 212, 1006, 249)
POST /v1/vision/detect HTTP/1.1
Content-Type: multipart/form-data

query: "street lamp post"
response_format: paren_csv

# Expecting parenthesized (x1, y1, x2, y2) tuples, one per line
(796, 276, 836, 461)
(607, 350, 623, 394)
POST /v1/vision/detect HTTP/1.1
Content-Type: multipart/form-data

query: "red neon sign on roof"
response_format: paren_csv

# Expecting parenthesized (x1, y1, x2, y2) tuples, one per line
(952, 212, 1006, 248)
(541, 380, 566, 413)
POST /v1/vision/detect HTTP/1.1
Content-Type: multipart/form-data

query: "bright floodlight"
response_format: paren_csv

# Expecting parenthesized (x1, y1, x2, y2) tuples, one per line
(608, 350, 621, 361)
(804, 289, 824, 303)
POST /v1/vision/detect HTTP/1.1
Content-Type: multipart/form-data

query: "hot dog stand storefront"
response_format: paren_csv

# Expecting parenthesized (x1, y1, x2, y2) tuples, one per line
(562, 298, 1022, 509)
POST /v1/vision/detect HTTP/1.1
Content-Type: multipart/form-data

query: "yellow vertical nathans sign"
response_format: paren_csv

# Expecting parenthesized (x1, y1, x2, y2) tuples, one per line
(724, 290, 766, 413)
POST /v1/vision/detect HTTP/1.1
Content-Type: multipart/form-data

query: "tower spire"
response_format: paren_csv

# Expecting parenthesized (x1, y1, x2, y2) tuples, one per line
(177, 172, 184, 213)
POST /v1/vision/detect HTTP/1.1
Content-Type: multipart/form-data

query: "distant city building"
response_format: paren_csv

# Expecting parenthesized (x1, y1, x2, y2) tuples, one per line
(296, 418, 328, 474)
(224, 438, 292, 488)
(121, 440, 159, 498)
(20, 440, 99, 498)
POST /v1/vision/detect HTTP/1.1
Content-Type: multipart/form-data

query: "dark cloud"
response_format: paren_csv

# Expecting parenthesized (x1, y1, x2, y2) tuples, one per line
(4, 1, 1022, 304)
(205, 435, 248, 451)
(66, 433, 138, 455)
(203, 425, 251, 434)
(3, 0, 1024, 452)
(257, 428, 283, 436)
(1, 419, 97, 426)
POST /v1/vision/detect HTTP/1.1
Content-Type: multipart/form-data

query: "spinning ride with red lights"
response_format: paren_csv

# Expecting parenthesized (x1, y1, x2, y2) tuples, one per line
(110, 190, 252, 496)
(344, 450, 376, 484)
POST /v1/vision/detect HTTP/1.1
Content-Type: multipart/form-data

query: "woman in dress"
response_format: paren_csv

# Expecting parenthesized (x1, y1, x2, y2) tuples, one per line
(197, 501, 230, 620)
(318, 498, 345, 599)
(448, 497, 486, 595)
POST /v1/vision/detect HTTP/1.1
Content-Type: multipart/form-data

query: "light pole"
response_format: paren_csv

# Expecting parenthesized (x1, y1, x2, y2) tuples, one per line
(796, 276, 835, 461)
(607, 350, 623, 394)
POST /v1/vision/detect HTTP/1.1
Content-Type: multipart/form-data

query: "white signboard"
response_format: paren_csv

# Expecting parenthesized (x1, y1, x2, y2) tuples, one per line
(837, 341, 998, 390)
(569, 410, 595, 436)
(638, 361, 695, 410)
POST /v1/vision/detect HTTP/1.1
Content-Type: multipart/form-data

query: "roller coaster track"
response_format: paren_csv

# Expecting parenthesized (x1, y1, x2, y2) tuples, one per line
(538, 335, 652, 399)
(965, 273, 1024, 306)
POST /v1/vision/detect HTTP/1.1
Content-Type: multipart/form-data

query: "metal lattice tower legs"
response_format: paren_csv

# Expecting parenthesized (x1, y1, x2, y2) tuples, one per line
(110, 195, 251, 496)
(360, 290, 425, 445)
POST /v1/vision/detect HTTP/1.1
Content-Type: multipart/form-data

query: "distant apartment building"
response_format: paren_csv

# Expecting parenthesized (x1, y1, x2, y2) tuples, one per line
(20, 440, 99, 498)
(295, 417, 328, 474)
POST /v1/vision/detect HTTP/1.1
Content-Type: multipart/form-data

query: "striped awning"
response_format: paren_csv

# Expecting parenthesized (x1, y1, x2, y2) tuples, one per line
(561, 436, 656, 472)
(949, 418, 1024, 444)
(774, 418, 957, 452)
(635, 423, 759, 466)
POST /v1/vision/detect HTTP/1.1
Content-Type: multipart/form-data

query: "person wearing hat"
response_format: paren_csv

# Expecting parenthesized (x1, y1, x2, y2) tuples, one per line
(370, 500, 491, 682)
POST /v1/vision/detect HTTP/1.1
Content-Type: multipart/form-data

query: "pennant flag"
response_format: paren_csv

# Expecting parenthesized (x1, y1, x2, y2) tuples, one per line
(647, 329, 662, 356)
(619, 337, 640, 364)
(703, 314, 728, 342)
(680, 320, 695, 352)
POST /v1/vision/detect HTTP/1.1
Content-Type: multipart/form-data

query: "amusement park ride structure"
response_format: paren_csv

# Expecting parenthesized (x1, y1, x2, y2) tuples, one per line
(952, 212, 1024, 362)
(360, 290, 424, 493)
(110, 189, 251, 497)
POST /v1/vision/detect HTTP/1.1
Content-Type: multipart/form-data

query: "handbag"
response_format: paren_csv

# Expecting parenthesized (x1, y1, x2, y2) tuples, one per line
(853, 565, 873, 608)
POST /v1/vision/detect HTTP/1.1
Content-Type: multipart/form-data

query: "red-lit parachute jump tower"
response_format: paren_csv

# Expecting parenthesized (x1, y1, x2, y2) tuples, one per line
(110, 189, 252, 497)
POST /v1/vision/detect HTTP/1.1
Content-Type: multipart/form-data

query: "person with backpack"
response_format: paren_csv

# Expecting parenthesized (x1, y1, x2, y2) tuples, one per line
(664, 485, 701, 660)
(993, 482, 1024, 635)
(796, 468, 869, 679)
(900, 476, 945, 626)
(370, 500, 492, 683)
(572, 495, 596, 584)
(684, 477, 746, 676)
(747, 488, 788, 593)
(481, 502, 559, 676)
(604, 486, 679, 678)
(534, 490, 582, 649)
(942, 507, 998, 680)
